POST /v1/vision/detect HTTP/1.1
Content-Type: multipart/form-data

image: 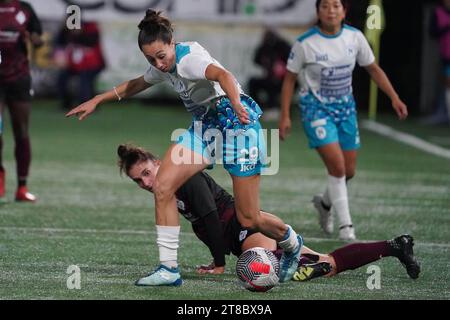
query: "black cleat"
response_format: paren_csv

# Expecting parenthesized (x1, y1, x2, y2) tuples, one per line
(292, 262, 332, 281)
(389, 234, 421, 279)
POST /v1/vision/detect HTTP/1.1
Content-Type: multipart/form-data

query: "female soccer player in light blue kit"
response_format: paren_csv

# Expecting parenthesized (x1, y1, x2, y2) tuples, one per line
(279, 0, 408, 240)
(66, 9, 303, 286)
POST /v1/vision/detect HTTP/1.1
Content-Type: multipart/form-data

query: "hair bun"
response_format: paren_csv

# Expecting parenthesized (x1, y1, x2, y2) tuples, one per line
(145, 9, 158, 18)
(117, 144, 129, 158)
(138, 9, 161, 31)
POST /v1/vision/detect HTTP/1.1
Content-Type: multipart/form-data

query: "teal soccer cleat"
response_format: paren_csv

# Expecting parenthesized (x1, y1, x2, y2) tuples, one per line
(135, 265, 182, 286)
(279, 235, 303, 282)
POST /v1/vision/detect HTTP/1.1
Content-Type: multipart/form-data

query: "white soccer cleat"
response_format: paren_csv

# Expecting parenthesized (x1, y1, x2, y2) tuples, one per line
(135, 265, 182, 286)
(339, 225, 356, 241)
(312, 194, 334, 235)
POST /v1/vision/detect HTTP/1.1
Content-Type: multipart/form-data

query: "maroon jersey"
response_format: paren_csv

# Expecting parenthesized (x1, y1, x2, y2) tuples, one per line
(0, 0, 42, 83)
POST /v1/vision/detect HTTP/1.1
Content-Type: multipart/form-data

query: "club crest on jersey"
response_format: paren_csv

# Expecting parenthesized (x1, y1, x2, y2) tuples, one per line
(315, 126, 327, 140)
(239, 230, 248, 241)
(347, 47, 356, 57)
(176, 199, 185, 211)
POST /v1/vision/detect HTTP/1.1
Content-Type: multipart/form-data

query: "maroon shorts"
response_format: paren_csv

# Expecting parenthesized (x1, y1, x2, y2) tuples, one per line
(0, 74, 32, 103)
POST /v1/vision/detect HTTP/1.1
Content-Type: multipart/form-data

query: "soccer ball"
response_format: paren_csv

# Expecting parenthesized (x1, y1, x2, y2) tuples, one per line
(236, 247, 280, 292)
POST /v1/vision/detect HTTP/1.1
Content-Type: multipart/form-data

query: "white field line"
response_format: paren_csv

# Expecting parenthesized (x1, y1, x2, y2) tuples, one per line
(1, 226, 449, 249)
(362, 120, 450, 160)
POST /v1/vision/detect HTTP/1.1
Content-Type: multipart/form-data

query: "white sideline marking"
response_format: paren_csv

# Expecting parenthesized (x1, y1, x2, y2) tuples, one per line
(1, 226, 449, 249)
(362, 120, 450, 160)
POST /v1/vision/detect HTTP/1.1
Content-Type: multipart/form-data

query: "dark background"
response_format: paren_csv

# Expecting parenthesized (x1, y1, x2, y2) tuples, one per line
(347, 0, 439, 116)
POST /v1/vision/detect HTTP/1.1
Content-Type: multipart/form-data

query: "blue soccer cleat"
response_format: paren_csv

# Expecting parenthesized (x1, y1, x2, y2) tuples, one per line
(135, 265, 182, 286)
(279, 235, 303, 282)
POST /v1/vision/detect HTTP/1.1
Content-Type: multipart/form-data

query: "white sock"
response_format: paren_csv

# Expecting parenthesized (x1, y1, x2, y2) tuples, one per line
(278, 225, 299, 252)
(156, 225, 180, 269)
(327, 175, 352, 228)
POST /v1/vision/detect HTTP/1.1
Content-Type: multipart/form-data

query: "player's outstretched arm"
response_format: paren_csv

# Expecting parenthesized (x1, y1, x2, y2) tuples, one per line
(364, 63, 408, 120)
(65, 76, 151, 120)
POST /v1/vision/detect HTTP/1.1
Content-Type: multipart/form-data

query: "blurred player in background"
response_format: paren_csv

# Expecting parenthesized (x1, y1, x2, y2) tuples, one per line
(67, 10, 303, 286)
(117, 143, 420, 282)
(248, 27, 291, 121)
(53, 21, 106, 111)
(427, 0, 450, 125)
(0, 0, 42, 202)
(278, 0, 408, 241)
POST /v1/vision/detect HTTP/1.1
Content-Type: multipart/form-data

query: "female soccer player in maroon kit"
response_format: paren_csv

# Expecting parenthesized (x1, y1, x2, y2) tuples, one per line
(0, 0, 42, 201)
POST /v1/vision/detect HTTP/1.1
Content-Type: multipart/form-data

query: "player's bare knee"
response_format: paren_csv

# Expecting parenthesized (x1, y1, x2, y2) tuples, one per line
(237, 212, 260, 230)
(239, 218, 258, 230)
(329, 167, 345, 177)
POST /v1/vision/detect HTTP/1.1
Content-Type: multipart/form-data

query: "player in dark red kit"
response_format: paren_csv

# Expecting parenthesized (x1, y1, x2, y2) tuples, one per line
(117, 143, 420, 284)
(0, 0, 42, 202)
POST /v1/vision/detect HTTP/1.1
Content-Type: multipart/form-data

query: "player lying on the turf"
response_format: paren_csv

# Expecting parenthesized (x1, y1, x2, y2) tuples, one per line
(118, 143, 420, 283)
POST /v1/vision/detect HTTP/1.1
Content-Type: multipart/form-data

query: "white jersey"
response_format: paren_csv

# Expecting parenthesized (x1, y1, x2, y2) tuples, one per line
(287, 25, 375, 104)
(144, 41, 243, 118)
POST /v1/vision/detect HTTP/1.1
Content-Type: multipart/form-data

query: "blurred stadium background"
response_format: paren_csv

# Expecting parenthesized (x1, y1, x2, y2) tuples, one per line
(0, 0, 449, 300)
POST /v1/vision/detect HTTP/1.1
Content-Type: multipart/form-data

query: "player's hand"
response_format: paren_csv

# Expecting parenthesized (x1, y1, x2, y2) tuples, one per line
(278, 117, 292, 141)
(65, 98, 99, 121)
(392, 97, 408, 120)
(196, 262, 225, 275)
(233, 103, 250, 125)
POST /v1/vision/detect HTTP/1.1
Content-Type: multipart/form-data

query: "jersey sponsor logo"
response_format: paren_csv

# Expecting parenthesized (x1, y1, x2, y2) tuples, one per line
(240, 163, 256, 173)
(239, 230, 248, 242)
(315, 53, 329, 62)
(0, 31, 20, 43)
(0, 8, 15, 13)
(311, 119, 327, 128)
(315, 126, 327, 140)
(320, 65, 353, 98)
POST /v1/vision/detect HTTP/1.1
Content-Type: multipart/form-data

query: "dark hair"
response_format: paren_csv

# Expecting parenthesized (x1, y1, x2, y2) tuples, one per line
(117, 144, 159, 175)
(315, 0, 348, 26)
(138, 9, 173, 50)
(315, 0, 348, 10)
